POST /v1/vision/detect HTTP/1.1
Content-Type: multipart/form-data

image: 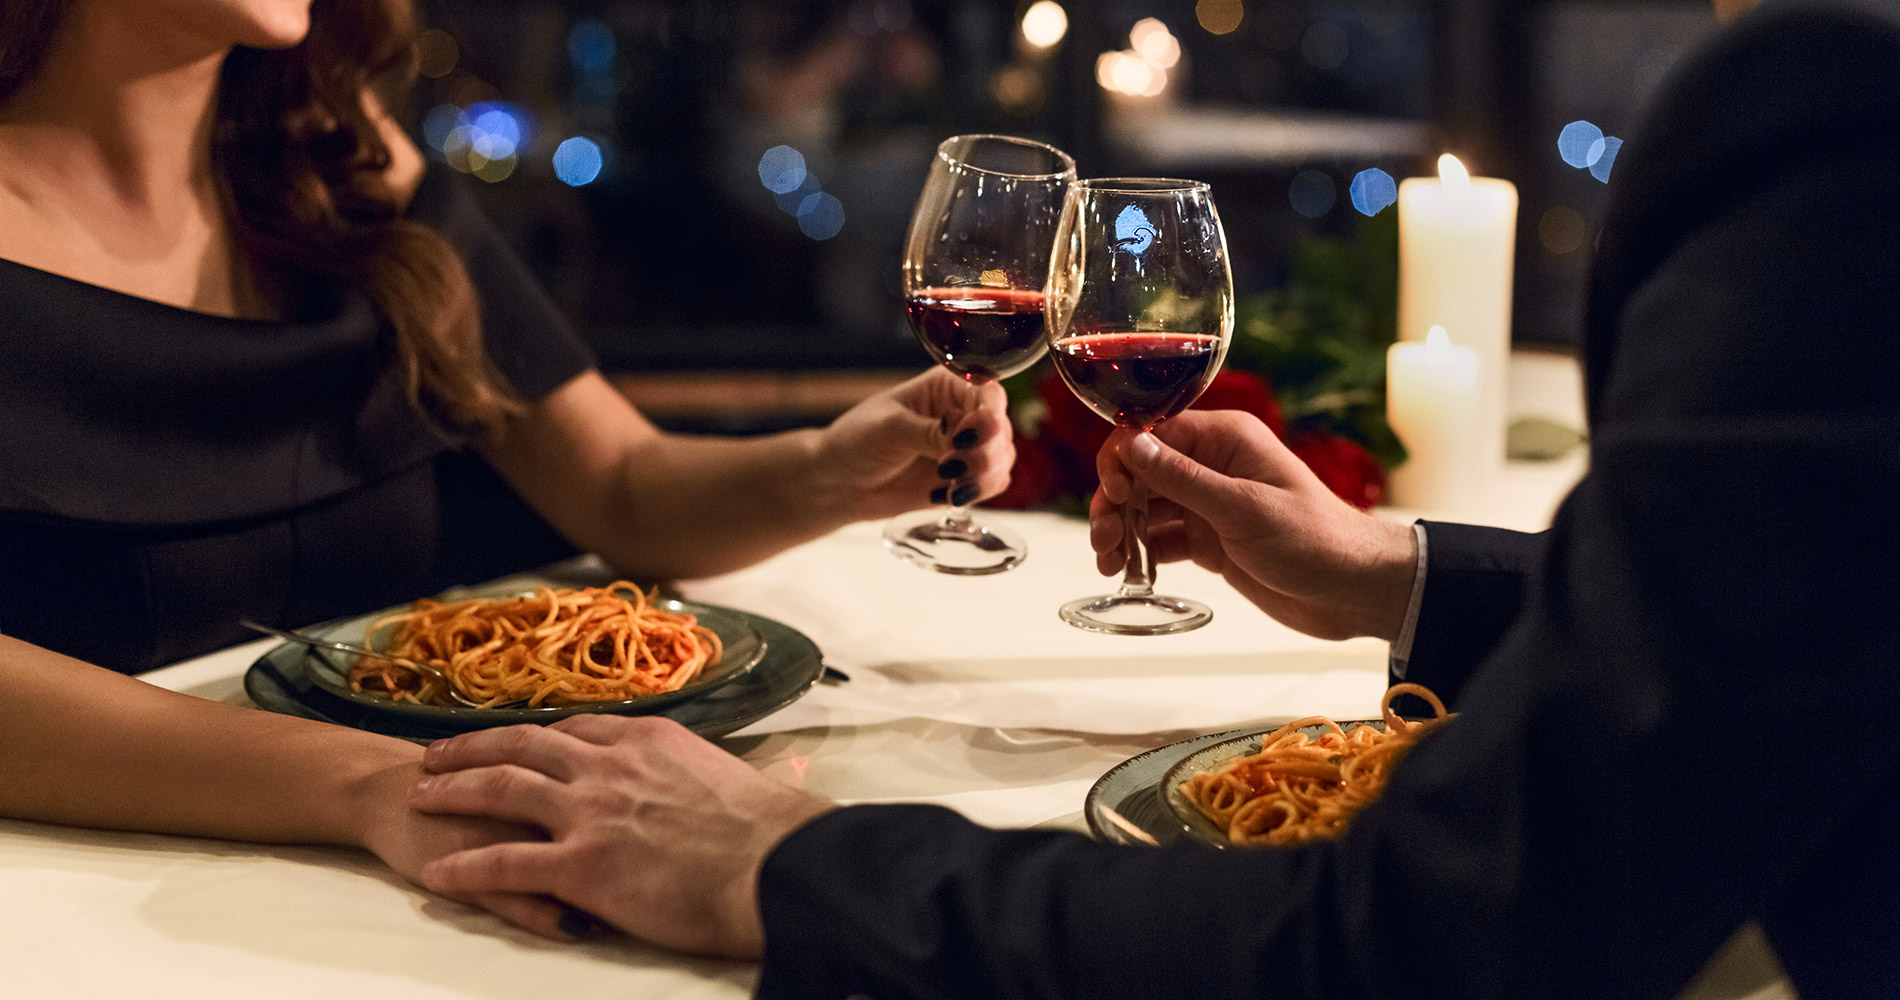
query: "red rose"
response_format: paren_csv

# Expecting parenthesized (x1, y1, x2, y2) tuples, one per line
(1013, 367, 1294, 507)
(1189, 369, 1286, 437)
(1287, 431, 1387, 510)
(982, 428, 1058, 509)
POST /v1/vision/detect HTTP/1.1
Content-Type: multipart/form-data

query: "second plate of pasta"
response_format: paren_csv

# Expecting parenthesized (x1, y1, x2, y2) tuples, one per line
(289, 583, 767, 724)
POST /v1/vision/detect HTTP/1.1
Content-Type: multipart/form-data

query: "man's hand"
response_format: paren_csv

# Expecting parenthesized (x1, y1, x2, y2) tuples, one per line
(409, 715, 834, 958)
(1091, 410, 1416, 641)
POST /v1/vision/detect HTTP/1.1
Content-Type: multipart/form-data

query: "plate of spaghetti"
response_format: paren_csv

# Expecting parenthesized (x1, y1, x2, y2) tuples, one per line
(1161, 683, 1452, 848)
(290, 581, 768, 723)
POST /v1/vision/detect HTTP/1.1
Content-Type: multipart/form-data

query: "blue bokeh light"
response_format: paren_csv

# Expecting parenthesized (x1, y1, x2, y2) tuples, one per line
(1113, 205, 1157, 254)
(422, 104, 465, 151)
(1558, 120, 1604, 168)
(471, 107, 522, 148)
(758, 145, 808, 194)
(797, 192, 845, 239)
(552, 136, 604, 186)
(568, 19, 615, 75)
(1348, 168, 1398, 216)
(1288, 169, 1336, 219)
(1590, 136, 1624, 183)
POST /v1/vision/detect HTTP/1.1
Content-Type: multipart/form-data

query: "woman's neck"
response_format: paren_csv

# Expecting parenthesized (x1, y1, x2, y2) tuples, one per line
(0, 6, 270, 318)
(0, 4, 227, 218)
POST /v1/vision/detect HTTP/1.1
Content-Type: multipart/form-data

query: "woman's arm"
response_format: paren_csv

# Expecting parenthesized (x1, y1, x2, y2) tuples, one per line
(481, 367, 1013, 580)
(0, 635, 568, 934)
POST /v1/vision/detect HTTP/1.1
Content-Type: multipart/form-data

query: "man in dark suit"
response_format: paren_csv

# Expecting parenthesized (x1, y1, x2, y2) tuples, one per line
(405, 0, 1900, 995)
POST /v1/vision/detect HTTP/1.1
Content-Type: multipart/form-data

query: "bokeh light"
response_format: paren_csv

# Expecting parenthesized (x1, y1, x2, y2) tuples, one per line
(1288, 169, 1336, 218)
(1196, 0, 1245, 35)
(568, 19, 615, 75)
(758, 146, 808, 194)
(422, 104, 464, 151)
(797, 192, 845, 240)
(1557, 120, 1605, 169)
(1300, 21, 1348, 71)
(1349, 168, 1398, 216)
(552, 137, 604, 186)
(1539, 205, 1586, 254)
(1590, 136, 1623, 182)
(1096, 50, 1166, 97)
(1021, 1, 1068, 49)
(1130, 18, 1181, 68)
(416, 29, 459, 79)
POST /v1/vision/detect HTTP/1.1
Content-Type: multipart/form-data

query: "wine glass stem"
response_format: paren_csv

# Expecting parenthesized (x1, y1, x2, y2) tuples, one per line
(938, 376, 981, 529)
(1117, 481, 1156, 598)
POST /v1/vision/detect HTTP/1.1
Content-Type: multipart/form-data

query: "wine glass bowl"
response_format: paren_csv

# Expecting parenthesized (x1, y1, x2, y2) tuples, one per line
(884, 134, 1075, 575)
(1045, 178, 1234, 633)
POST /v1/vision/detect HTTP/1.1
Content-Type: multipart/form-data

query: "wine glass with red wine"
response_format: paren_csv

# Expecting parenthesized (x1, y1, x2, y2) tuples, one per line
(1045, 178, 1234, 633)
(883, 134, 1075, 574)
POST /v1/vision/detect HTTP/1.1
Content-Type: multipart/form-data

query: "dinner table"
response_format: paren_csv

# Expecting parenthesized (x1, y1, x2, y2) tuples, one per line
(0, 355, 1788, 999)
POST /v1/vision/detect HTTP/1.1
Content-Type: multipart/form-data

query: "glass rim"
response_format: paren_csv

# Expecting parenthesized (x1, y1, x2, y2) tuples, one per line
(936, 134, 1077, 181)
(1075, 177, 1211, 194)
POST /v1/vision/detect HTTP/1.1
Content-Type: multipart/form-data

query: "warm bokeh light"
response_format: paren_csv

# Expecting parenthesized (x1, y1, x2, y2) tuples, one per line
(1021, 1, 1068, 48)
(1096, 50, 1167, 97)
(1437, 153, 1471, 195)
(1195, 0, 1245, 35)
(1538, 205, 1586, 254)
(416, 29, 459, 79)
(1129, 18, 1181, 68)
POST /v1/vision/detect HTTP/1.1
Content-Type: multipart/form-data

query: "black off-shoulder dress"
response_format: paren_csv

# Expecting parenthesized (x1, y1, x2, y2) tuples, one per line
(0, 165, 595, 674)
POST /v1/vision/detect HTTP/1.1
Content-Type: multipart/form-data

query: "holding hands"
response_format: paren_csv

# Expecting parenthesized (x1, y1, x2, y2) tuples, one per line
(1090, 410, 1417, 642)
(409, 716, 832, 956)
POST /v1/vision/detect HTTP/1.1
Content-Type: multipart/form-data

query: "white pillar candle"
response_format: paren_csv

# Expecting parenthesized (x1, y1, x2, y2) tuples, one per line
(1387, 325, 1483, 510)
(1397, 154, 1517, 472)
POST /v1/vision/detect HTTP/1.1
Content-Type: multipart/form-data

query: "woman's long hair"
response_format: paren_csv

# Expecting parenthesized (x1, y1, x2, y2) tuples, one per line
(0, 0, 521, 438)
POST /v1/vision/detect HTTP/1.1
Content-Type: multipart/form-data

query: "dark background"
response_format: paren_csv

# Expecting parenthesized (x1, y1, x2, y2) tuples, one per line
(410, 0, 1717, 379)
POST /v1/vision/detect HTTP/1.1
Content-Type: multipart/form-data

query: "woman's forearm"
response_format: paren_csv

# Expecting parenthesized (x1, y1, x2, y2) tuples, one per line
(0, 635, 418, 846)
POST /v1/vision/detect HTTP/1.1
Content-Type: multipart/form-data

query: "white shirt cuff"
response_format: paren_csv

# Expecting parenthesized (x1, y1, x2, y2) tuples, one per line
(1388, 521, 1429, 679)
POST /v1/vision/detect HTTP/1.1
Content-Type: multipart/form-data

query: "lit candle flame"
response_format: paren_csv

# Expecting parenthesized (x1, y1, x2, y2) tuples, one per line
(1427, 324, 1451, 350)
(1437, 154, 1470, 196)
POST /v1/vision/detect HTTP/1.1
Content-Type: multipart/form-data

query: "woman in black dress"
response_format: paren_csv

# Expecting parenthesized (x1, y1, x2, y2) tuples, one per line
(0, 0, 1011, 936)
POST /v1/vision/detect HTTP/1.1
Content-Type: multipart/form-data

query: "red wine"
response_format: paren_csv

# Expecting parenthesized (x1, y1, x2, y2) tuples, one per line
(1051, 331, 1224, 430)
(907, 287, 1047, 381)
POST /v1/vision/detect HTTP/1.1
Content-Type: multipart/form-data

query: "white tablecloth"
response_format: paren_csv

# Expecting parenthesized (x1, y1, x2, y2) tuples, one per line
(16, 353, 1763, 998)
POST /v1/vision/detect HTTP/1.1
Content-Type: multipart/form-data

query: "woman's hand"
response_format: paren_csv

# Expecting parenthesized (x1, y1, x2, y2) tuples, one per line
(408, 715, 834, 958)
(813, 367, 1014, 520)
(351, 758, 575, 938)
(1091, 409, 1417, 641)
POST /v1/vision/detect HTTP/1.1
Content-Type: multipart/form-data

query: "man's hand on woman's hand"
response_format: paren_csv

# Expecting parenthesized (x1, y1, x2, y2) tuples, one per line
(1090, 409, 1417, 641)
(815, 367, 1014, 520)
(409, 715, 834, 958)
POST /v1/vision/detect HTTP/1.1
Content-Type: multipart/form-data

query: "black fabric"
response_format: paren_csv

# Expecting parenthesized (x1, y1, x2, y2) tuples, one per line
(1391, 522, 1544, 713)
(755, 2, 1900, 998)
(0, 164, 592, 673)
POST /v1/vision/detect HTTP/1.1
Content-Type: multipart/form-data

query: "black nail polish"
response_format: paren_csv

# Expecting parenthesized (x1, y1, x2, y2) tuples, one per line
(929, 486, 948, 504)
(936, 458, 967, 479)
(950, 483, 979, 506)
(558, 907, 600, 939)
(951, 428, 979, 450)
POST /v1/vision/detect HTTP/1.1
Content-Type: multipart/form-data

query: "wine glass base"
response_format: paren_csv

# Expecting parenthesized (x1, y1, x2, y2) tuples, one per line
(883, 512, 1027, 575)
(1058, 594, 1213, 635)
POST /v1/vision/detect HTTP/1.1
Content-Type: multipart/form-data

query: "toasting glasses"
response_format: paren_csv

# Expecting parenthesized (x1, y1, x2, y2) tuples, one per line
(1045, 178, 1234, 634)
(883, 134, 1075, 575)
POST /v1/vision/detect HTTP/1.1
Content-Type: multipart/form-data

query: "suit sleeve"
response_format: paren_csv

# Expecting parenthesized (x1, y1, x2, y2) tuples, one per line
(752, 7, 1900, 999)
(1392, 522, 1545, 712)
